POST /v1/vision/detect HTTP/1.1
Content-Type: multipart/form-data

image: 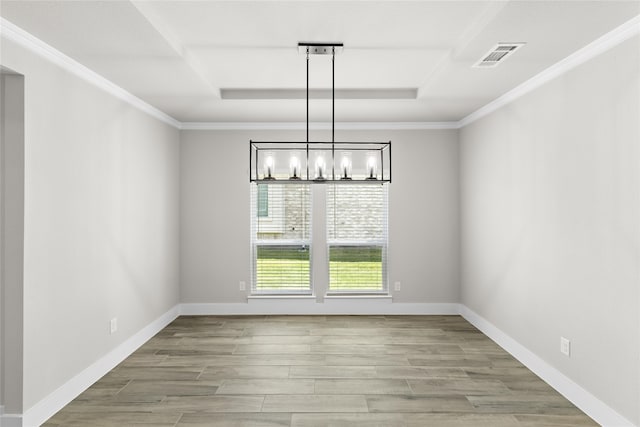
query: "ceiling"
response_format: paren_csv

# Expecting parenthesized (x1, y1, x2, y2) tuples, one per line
(1, 1, 638, 123)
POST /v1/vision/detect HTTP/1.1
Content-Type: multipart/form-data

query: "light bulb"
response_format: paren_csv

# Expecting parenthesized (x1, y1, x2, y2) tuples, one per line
(289, 152, 301, 179)
(340, 152, 352, 180)
(366, 153, 377, 180)
(315, 154, 326, 180)
(263, 152, 275, 180)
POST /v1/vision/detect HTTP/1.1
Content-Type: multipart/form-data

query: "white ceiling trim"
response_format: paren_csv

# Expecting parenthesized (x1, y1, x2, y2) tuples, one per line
(130, 0, 221, 99)
(0, 17, 181, 129)
(458, 14, 640, 128)
(180, 121, 459, 130)
(220, 88, 418, 100)
(2, 14, 638, 132)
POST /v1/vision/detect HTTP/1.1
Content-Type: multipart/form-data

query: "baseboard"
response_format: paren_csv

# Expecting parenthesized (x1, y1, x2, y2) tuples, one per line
(8, 302, 634, 426)
(180, 301, 461, 316)
(0, 413, 23, 427)
(0, 404, 23, 427)
(459, 305, 636, 427)
(19, 305, 180, 427)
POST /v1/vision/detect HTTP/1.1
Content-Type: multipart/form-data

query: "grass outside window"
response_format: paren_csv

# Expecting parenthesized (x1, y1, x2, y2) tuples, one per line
(255, 246, 310, 292)
(255, 245, 383, 292)
(329, 245, 383, 291)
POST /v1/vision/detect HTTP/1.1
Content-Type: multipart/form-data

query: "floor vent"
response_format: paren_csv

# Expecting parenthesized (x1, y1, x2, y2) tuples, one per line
(473, 43, 525, 68)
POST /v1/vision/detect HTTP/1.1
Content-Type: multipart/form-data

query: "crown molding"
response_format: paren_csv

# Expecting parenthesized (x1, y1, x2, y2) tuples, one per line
(0, 17, 181, 129)
(2, 14, 638, 132)
(458, 14, 640, 128)
(180, 121, 460, 131)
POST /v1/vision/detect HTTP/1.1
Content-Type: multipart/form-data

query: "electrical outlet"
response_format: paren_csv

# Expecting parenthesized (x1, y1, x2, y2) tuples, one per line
(110, 318, 118, 334)
(394, 281, 401, 291)
(239, 281, 246, 291)
(560, 336, 570, 357)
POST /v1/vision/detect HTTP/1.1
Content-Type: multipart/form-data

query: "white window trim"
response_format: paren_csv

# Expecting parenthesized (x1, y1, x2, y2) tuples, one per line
(251, 183, 313, 295)
(250, 183, 389, 297)
(326, 184, 389, 295)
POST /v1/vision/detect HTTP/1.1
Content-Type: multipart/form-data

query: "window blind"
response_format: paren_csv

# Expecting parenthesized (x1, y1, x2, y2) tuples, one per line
(251, 183, 311, 294)
(327, 184, 388, 293)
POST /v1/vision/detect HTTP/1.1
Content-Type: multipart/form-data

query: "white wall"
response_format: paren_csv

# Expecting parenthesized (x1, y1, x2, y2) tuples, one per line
(460, 35, 639, 425)
(180, 129, 459, 305)
(2, 12, 636, 426)
(1, 70, 25, 415)
(0, 37, 181, 411)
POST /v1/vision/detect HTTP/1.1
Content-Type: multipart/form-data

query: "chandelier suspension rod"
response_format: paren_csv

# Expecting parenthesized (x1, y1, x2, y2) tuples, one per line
(332, 46, 335, 180)
(306, 47, 309, 144)
(306, 47, 310, 180)
(332, 46, 335, 143)
(250, 42, 391, 184)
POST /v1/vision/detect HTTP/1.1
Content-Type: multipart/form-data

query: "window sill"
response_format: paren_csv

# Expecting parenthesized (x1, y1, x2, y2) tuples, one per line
(324, 294, 392, 299)
(248, 295, 316, 300)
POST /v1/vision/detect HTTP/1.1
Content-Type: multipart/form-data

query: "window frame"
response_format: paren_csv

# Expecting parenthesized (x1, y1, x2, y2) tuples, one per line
(251, 183, 313, 295)
(326, 184, 389, 295)
(250, 183, 389, 297)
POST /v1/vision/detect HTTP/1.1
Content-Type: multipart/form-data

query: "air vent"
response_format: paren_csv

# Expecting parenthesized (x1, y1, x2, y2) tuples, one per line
(473, 43, 525, 68)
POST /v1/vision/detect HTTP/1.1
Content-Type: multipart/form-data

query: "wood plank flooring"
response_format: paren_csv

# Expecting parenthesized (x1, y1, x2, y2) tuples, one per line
(43, 315, 598, 426)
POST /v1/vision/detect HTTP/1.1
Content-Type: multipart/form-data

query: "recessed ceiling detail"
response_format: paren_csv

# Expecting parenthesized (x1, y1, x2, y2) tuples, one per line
(1, 1, 637, 122)
(473, 43, 526, 68)
(221, 88, 417, 100)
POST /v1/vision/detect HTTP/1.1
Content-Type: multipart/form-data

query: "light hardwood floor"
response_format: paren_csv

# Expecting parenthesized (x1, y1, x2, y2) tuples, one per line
(44, 315, 598, 426)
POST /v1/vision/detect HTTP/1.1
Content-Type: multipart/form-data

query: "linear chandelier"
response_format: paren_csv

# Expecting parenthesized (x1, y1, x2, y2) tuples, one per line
(249, 42, 391, 183)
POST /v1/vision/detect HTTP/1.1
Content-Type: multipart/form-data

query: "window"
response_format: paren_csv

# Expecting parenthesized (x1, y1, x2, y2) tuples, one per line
(251, 183, 388, 295)
(251, 184, 311, 294)
(327, 184, 388, 293)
